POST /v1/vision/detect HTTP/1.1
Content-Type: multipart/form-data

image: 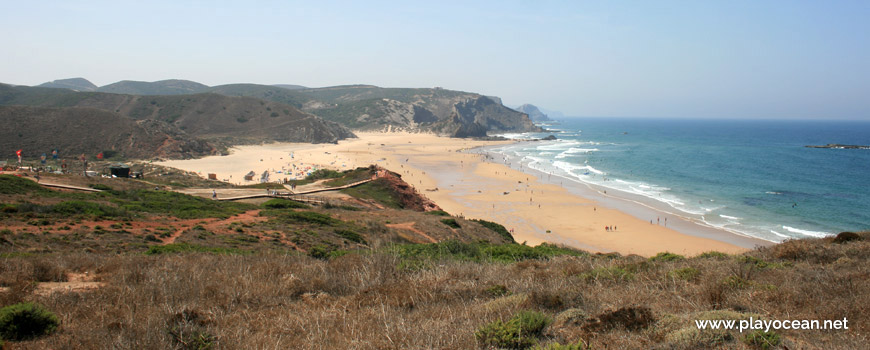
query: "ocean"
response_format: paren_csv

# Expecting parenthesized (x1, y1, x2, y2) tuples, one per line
(489, 117, 870, 243)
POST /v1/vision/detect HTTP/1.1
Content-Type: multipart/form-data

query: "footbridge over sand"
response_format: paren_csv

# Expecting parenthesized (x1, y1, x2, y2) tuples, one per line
(214, 178, 375, 201)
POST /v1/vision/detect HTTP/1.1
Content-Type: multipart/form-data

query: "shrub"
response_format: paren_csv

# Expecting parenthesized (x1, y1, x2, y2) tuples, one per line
(88, 184, 114, 191)
(833, 231, 862, 244)
(697, 251, 730, 259)
(335, 229, 367, 244)
(475, 310, 552, 349)
(425, 210, 450, 216)
(580, 266, 634, 282)
(472, 219, 515, 243)
(0, 302, 60, 341)
(582, 306, 654, 332)
(533, 342, 589, 350)
(649, 252, 685, 262)
(275, 211, 339, 226)
(669, 267, 700, 281)
(743, 330, 781, 350)
(441, 218, 461, 229)
(485, 284, 510, 297)
(262, 198, 309, 209)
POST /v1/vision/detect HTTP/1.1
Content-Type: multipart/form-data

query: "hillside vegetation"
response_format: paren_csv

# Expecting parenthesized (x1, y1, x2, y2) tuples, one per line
(0, 172, 866, 349)
(20, 79, 544, 137)
(0, 84, 356, 152)
(0, 105, 218, 159)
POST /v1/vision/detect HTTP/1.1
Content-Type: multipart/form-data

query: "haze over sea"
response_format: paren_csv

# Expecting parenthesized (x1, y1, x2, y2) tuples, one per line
(491, 117, 870, 243)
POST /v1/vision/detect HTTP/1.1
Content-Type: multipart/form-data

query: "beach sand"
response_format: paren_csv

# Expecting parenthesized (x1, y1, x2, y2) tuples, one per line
(159, 132, 767, 256)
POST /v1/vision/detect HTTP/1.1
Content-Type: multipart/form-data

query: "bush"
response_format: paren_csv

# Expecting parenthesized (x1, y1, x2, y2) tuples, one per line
(697, 251, 730, 259)
(88, 184, 114, 191)
(743, 330, 781, 350)
(649, 252, 685, 262)
(485, 284, 510, 297)
(274, 211, 339, 226)
(440, 218, 461, 229)
(472, 219, 515, 243)
(262, 198, 309, 209)
(833, 231, 862, 244)
(669, 267, 700, 281)
(533, 342, 588, 350)
(425, 210, 450, 216)
(334, 229, 367, 244)
(0, 302, 60, 341)
(475, 310, 552, 349)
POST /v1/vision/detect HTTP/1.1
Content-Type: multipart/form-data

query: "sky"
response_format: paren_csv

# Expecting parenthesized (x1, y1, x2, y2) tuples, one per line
(2, 0, 869, 119)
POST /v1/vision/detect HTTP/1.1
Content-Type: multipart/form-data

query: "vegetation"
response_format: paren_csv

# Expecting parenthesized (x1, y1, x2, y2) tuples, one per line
(0, 302, 60, 341)
(440, 218, 461, 229)
(340, 179, 402, 209)
(472, 218, 515, 243)
(475, 310, 552, 349)
(262, 198, 310, 209)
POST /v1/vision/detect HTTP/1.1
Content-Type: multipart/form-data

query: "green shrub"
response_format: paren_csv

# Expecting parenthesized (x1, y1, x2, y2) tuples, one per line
(145, 243, 248, 255)
(697, 251, 730, 259)
(743, 330, 781, 350)
(669, 267, 700, 281)
(533, 342, 589, 350)
(306, 169, 343, 180)
(485, 284, 510, 297)
(88, 184, 113, 191)
(472, 219, 515, 243)
(649, 252, 685, 262)
(52, 200, 125, 218)
(441, 218, 461, 229)
(274, 211, 339, 226)
(475, 310, 552, 349)
(0, 302, 60, 341)
(0, 175, 49, 195)
(580, 266, 634, 282)
(262, 198, 309, 209)
(425, 210, 451, 216)
(309, 244, 333, 260)
(334, 229, 367, 244)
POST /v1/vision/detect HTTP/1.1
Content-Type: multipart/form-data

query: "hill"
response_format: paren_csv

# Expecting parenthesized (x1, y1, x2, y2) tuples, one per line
(97, 79, 210, 95)
(272, 84, 308, 90)
(516, 104, 550, 122)
(36, 78, 97, 92)
(0, 169, 865, 349)
(0, 84, 356, 146)
(214, 84, 543, 136)
(0, 105, 218, 159)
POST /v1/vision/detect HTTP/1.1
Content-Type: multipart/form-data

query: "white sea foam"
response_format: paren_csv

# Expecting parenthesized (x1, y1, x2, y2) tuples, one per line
(554, 148, 598, 159)
(765, 191, 783, 195)
(769, 230, 791, 239)
(782, 225, 831, 238)
(720, 214, 742, 220)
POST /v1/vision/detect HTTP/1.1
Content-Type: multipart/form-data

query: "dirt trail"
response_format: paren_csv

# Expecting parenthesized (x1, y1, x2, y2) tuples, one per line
(386, 222, 437, 243)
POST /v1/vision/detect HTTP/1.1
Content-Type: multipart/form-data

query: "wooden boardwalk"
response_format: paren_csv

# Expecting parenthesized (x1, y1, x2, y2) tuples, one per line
(216, 178, 374, 201)
(38, 182, 103, 192)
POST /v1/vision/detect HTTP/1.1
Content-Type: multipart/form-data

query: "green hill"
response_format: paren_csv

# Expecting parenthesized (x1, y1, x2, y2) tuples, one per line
(0, 83, 355, 146)
(36, 78, 97, 92)
(0, 105, 217, 159)
(97, 79, 210, 95)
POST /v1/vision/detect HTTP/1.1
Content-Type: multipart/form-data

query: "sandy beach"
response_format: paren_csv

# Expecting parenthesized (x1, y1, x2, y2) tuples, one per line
(159, 132, 768, 256)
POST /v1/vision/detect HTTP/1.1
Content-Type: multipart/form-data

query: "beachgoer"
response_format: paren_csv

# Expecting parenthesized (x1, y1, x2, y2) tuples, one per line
(212, 190, 217, 199)
(614, 225, 617, 231)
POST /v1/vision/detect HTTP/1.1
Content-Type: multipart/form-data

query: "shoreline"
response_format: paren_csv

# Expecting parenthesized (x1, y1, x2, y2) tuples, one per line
(471, 142, 771, 249)
(158, 132, 768, 256)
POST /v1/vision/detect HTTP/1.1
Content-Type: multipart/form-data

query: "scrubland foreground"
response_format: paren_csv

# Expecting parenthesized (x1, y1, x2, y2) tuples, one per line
(0, 173, 867, 349)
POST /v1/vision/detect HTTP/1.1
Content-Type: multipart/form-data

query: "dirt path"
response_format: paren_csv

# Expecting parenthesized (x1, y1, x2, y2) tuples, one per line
(386, 222, 437, 243)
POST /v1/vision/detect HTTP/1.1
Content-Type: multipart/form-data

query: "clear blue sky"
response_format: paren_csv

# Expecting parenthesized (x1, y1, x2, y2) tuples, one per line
(2, 0, 869, 119)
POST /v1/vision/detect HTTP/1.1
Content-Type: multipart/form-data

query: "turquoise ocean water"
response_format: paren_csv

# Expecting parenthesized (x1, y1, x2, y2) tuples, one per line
(489, 117, 870, 242)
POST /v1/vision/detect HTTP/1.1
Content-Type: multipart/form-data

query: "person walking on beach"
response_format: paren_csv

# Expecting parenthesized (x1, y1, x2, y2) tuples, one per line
(212, 190, 217, 199)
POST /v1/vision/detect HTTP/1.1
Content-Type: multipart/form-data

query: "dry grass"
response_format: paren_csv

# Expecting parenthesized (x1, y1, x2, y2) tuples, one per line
(0, 231, 866, 349)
